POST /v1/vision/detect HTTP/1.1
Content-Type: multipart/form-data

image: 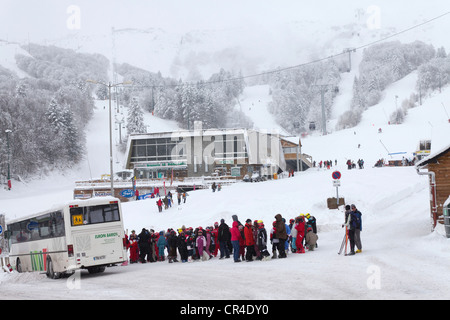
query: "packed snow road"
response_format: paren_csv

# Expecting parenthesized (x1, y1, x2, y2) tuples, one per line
(2, 167, 450, 300)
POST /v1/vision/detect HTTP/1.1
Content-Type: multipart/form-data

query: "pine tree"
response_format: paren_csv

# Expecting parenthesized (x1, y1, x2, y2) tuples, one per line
(126, 97, 146, 134)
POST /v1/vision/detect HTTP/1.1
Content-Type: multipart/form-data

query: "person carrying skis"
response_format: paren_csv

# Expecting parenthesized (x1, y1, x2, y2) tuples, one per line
(342, 204, 362, 255)
(350, 204, 362, 254)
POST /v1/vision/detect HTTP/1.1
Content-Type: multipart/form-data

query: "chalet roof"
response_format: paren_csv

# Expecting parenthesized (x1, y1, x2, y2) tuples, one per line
(416, 144, 450, 167)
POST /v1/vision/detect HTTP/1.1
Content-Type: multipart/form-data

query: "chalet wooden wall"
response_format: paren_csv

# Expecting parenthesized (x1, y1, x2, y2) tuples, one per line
(427, 150, 450, 219)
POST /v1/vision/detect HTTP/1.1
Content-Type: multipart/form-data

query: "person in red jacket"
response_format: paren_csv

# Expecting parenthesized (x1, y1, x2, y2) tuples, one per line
(211, 222, 220, 257)
(295, 216, 306, 254)
(129, 230, 140, 263)
(244, 219, 255, 262)
(230, 221, 242, 262)
(156, 198, 163, 212)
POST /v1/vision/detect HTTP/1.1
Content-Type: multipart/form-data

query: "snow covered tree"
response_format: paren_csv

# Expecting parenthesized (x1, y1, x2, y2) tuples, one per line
(126, 97, 146, 134)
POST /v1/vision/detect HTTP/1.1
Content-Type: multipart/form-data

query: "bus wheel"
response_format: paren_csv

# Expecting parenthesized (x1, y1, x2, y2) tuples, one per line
(46, 257, 61, 279)
(87, 266, 105, 274)
(16, 258, 23, 273)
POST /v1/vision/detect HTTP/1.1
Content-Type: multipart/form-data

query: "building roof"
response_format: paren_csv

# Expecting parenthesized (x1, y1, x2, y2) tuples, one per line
(416, 143, 450, 168)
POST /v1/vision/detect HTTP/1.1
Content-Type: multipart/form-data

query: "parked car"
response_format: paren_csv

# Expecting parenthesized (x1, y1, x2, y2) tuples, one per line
(243, 174, 250, 182)
(251, 172, 261, 182)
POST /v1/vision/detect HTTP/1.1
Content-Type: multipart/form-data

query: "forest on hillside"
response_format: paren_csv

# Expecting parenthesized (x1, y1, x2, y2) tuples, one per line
(0, 40, 449, 181)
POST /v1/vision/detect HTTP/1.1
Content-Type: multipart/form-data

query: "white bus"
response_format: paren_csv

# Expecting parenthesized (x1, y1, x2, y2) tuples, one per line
(6, 197, 127, 279)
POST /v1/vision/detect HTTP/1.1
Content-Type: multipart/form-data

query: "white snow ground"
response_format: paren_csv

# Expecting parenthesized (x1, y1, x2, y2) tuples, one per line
(1, 72, 450, 300)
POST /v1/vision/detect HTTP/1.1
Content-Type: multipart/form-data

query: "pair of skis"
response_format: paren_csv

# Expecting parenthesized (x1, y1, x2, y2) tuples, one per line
(338, 226, 348, 255)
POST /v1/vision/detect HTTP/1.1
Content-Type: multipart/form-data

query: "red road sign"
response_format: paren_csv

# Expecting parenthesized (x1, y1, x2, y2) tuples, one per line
(332, 171, 341, 180)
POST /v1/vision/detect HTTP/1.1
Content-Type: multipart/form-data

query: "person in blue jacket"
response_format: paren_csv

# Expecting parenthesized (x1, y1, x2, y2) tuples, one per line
(349, 204, 362, 255)
(157, 231, 167, 261)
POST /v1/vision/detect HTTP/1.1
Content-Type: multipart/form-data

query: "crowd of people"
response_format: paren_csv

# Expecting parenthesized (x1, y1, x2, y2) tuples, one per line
(125, 213, 319, 264)
(156, 190, 188, 212)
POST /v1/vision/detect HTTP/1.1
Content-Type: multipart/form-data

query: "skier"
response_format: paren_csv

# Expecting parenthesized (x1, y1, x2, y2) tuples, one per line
(350, 204, 363, 254)
(342, 205, 355, 256)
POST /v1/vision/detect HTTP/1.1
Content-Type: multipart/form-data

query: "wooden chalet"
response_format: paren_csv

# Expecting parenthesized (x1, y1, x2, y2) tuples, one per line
(416, 144, 450, 228)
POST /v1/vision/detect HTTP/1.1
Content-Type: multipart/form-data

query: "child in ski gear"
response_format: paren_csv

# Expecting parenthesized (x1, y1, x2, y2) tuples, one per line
(253, 220, 261, 260)
(205, 227, 212, 258)
(274, 214, 287, 258)
(196, 229, 208, 261)
(294, 216, 306, 254)
(290, 219, 298, 253)
(177, 230, 189, 262)
(157, 231, 167, 261)
(212, 222, 220, 257)
(305, 226, 318, 251)
(257, 220, 271, 260)
(167, 230, 179, 262)
(185, 230, 195, 262)
(270, 221, 279, 259)
(129, 230, 139, 263)
(238, 225, 246, 260)
(218, 219, 231, 259)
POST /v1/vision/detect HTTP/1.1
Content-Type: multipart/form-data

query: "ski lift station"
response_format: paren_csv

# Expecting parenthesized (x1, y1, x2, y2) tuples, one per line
(124, 124, 312, 181)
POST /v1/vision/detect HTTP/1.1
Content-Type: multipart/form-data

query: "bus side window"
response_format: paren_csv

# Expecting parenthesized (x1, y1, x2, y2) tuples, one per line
(52, 211, 65, 236)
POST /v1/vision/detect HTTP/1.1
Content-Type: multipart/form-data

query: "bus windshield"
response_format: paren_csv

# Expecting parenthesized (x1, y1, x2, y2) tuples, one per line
(70, 203, 120, 227)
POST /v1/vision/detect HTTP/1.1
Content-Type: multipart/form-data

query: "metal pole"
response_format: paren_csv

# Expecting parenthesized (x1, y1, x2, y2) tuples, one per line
(336, 186, 339, 205)
(109, 83, 114, 197)
(5, 130, 11, 190)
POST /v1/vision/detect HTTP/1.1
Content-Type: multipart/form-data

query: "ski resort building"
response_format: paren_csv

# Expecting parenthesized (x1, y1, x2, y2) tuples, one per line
(124, 126, 310, 180)
(416, 143, 450, 229)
